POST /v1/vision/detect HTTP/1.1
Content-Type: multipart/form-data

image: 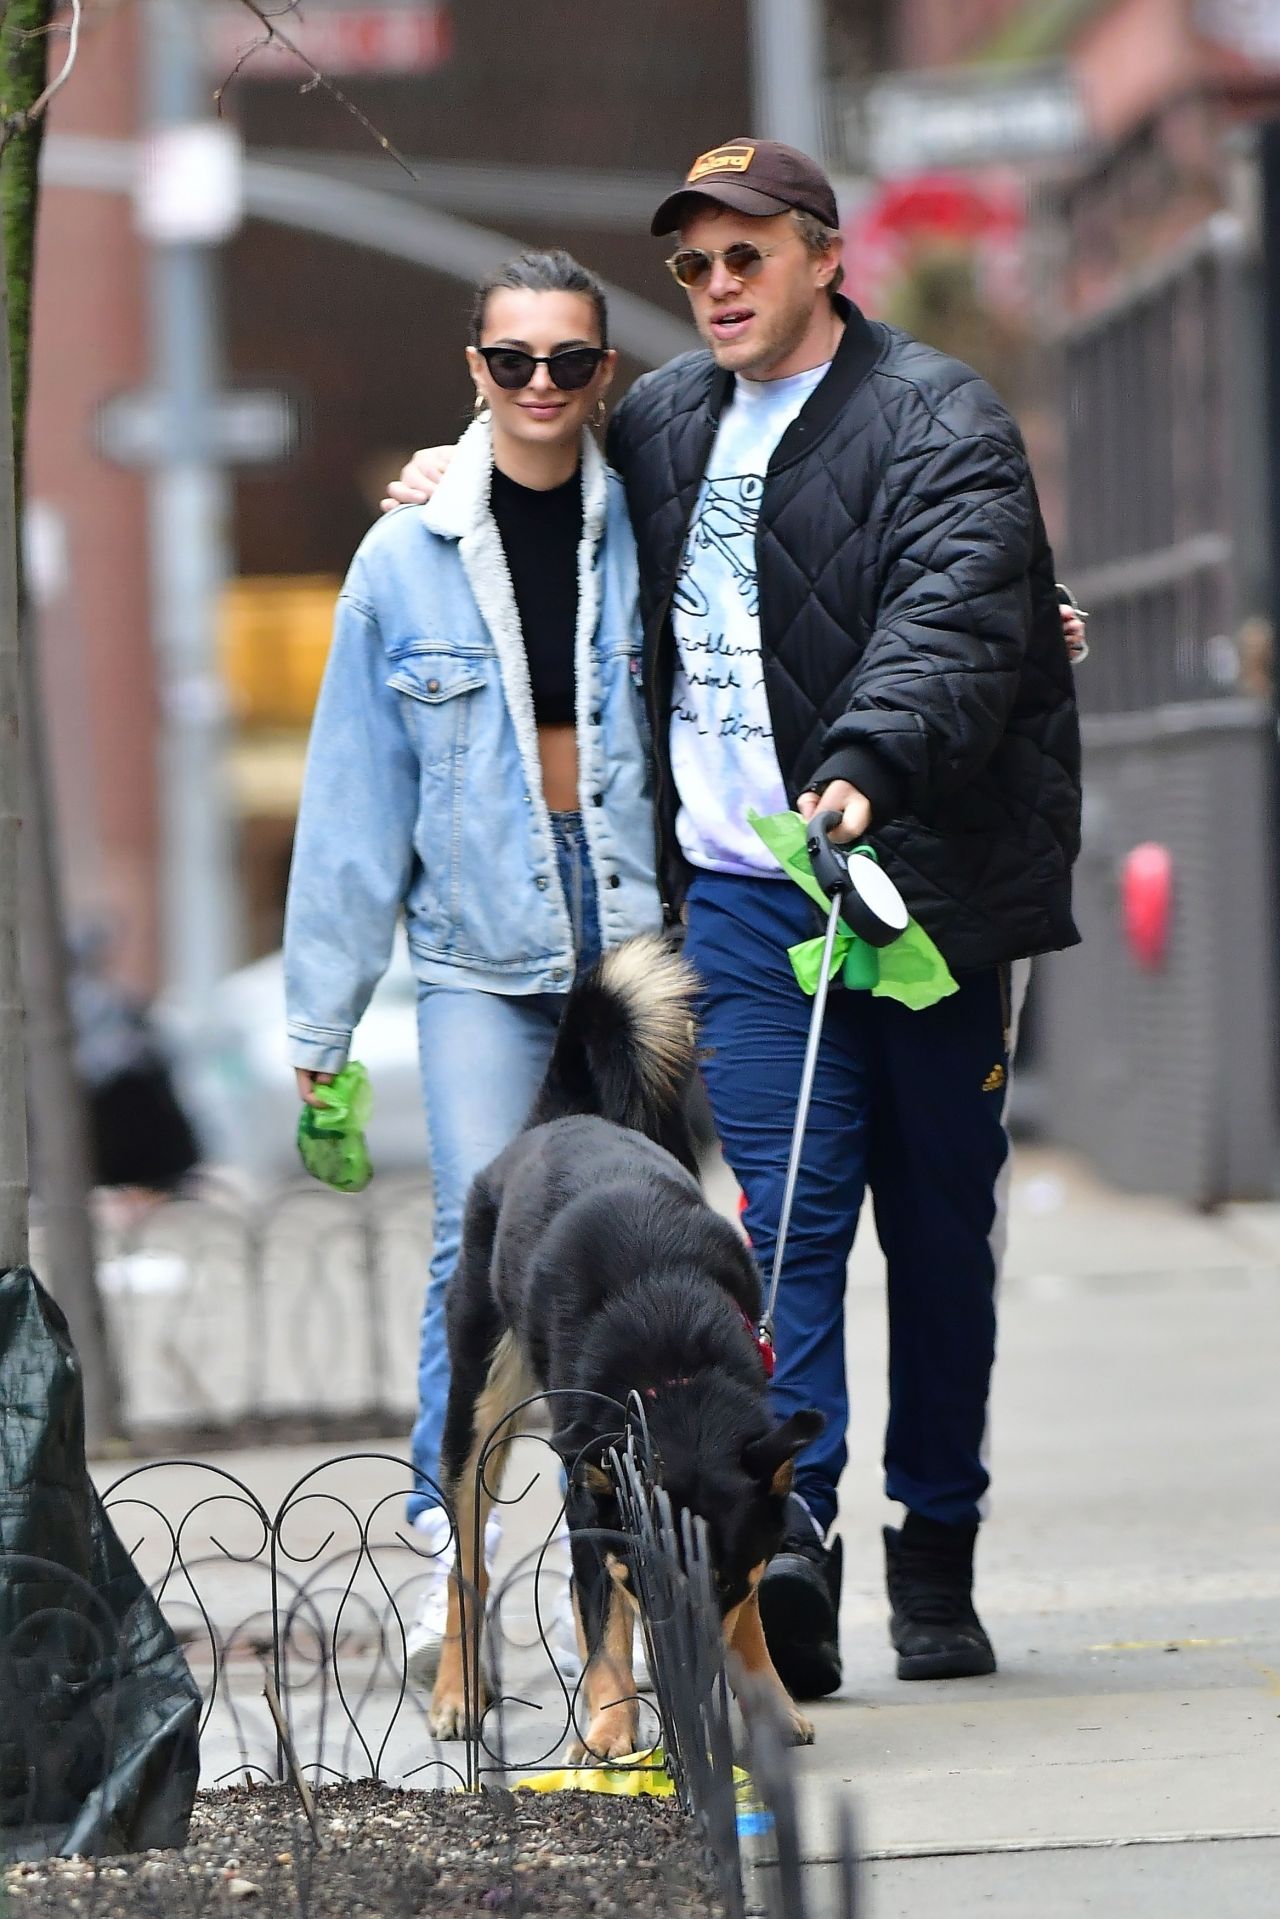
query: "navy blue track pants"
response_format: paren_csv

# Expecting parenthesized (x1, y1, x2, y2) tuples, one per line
(683, 869, 1013, 1535)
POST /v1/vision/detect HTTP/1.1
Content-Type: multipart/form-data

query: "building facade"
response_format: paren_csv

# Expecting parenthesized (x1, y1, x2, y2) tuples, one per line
(33, 0, 749, 990)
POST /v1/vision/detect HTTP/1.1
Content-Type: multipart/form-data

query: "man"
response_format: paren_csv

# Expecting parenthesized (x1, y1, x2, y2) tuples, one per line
(387, 139, 1082, 1702)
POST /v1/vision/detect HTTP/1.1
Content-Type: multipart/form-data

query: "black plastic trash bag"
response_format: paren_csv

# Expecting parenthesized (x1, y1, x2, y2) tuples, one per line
(68, 936, 200, 1190)
(0, 1267, 201, 1861)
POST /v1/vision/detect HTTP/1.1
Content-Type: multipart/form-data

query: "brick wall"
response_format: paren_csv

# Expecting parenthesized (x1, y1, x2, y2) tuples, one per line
(29, 0, 157, 989)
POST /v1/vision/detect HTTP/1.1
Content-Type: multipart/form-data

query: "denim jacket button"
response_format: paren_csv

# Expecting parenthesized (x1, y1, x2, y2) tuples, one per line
(536, 876, 549, 891)
(426, 678, 440, 693)
(591, 710, 602, 725)
(592, 792, 604, 806)
(607, 874, 621, 889)
(551, 967, 567, 983)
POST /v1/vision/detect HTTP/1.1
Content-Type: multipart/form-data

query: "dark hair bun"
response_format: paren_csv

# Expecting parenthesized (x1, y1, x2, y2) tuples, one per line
(471, 250, 609, 349)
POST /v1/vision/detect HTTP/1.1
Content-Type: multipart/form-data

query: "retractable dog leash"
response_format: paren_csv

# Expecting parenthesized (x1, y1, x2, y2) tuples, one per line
(754, 811, 910, 1372)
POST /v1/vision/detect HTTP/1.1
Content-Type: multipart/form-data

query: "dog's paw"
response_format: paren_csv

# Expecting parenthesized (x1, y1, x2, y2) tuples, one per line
(575, 1705, 640, 1763)
(784, 1705, 815, 1747)
(429, 1685, 482, 1742)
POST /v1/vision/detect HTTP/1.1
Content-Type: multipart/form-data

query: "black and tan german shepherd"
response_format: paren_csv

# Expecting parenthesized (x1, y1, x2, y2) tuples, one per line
(428, 934, 824, 1759)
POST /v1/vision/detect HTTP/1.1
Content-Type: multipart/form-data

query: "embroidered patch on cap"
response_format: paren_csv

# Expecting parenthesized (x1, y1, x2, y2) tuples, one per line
(687, 143, 756, 183)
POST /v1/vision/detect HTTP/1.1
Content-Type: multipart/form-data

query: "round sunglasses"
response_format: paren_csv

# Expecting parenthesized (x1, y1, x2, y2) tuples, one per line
(665, 240, 783, 290)
(475, 344, 607, 392)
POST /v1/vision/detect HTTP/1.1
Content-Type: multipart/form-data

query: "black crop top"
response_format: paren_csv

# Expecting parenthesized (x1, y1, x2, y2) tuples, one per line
(490, 465, 583, 726)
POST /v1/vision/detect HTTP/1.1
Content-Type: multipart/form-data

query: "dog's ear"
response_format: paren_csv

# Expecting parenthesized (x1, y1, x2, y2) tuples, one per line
(742, 1410, 825, 1498)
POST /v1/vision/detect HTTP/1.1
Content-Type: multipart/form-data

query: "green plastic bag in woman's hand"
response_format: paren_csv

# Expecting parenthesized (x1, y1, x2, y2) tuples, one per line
(297, 1061, 374, 1192)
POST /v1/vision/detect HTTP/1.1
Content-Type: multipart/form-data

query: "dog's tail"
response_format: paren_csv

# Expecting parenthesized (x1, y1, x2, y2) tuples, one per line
(526, 934, 700, 1164)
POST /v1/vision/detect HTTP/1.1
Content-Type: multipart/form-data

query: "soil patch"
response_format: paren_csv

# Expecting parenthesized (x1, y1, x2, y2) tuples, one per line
(3, 1780, 728, 1917)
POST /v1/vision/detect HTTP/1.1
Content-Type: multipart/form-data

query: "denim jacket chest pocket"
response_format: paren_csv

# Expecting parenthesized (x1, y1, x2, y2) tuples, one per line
(386, 649, 494, 768)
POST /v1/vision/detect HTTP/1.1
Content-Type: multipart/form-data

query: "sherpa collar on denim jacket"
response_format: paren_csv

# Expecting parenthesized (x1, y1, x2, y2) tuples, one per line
(420, 419, 609, 862)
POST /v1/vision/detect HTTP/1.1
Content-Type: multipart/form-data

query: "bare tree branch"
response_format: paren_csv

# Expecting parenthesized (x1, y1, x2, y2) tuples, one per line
(0, 0, 80, 152)
(223, 0, 416, 178)
(14, 0, 76, 126)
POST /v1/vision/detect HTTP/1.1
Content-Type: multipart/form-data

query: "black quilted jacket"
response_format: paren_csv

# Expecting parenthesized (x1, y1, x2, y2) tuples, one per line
(606, 297, 1082, 972)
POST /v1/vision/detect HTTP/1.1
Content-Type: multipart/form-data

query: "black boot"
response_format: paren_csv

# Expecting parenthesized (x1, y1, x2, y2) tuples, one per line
(884, 1513, 996, 1681)
(758, 1495, 843, 1700)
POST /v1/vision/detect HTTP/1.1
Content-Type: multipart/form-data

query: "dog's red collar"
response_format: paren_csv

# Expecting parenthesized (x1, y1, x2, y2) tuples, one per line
(639, 1318, 774, 1401)
(642, 1376, 696, 1401)
(745, 1312, 776, 1380)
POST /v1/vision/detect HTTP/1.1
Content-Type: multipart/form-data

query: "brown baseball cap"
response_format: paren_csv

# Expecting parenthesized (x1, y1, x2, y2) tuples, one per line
(650, 137, 839, 236)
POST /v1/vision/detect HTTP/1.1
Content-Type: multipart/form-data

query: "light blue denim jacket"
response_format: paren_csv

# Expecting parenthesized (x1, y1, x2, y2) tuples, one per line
(284, 422, 662, 1071)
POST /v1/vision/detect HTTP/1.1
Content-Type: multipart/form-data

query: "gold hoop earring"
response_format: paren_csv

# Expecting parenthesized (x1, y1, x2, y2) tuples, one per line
(473, 391, 490, 419)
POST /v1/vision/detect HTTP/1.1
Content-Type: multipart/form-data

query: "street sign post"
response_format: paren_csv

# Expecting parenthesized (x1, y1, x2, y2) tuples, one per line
(839, 62, 1087, 178)
(136, 122, 244, 245)
(95, 387, 300, 468)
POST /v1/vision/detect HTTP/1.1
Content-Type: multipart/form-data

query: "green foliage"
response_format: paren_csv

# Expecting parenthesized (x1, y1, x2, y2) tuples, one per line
(977, 0, 1110, 66)
(0, 0, 55, 493)
(881, 247, 1032, 407)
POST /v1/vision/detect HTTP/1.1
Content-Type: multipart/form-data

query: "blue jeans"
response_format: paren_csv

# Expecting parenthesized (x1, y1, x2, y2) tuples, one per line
(407, 813, 602, 1523)
(683, 870, 1011, 1536)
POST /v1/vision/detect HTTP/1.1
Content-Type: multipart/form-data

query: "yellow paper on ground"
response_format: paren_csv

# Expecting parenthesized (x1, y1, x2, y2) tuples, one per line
(514, 1749, 676, 1797)
(513, 1747, 756, 1803)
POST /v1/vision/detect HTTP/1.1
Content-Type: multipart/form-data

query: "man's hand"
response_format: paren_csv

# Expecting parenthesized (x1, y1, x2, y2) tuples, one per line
(296, 1068, 336, 1109)
(797, 781, 872, 844)
(1060, 603, 1088, 664)
(380, 445, 455, 513)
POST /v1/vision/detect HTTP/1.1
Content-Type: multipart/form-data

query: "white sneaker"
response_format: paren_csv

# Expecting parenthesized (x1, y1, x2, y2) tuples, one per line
(542, 1577, 584, 1687)
(527, 1523, 584, 1687)
(405, 1507, 501, 1690)
(561, 1541, 651, 1693)
(538, 1526, 653, 1691)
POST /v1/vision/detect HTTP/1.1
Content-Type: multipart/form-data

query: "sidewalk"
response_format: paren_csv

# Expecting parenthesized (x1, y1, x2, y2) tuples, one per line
(789, 1146, 1280, 1918)
(88, 1147, 1280, 1914)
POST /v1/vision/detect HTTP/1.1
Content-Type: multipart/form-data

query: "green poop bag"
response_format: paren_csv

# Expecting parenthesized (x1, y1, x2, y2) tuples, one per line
(297, 1061, 374, 1192)
(748, 808, 959, 1012)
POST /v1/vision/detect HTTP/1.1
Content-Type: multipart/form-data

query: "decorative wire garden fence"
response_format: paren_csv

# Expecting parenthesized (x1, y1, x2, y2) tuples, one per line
(18, 1166, 859, 1909)
(3, 1397, 859, 1915)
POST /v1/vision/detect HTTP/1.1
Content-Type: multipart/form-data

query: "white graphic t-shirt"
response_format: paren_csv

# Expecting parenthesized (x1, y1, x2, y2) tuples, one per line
(670, 361, 830, 875)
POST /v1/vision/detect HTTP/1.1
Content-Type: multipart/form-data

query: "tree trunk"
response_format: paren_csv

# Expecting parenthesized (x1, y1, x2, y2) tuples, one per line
(0, 0, 44, 484)
(0, 199, 22, 1272)
(1, 0, 124, 1441)
(19, 624, 124, 1445)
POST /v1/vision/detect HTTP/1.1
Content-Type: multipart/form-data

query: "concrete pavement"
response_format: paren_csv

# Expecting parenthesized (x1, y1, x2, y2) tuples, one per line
(88, 1146, 1280, 1914)
(783, 1147, 1280, 1917)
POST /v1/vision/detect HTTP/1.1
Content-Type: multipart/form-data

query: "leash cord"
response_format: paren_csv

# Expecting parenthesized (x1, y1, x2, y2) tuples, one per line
(764, 891, 844, 1333)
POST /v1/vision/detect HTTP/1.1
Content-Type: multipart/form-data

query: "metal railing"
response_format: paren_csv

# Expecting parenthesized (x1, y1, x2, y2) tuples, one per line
(92, 1177, 431, 1439)
(1038, 204, 1279, 1202)
(1061, 214, 1265, 718)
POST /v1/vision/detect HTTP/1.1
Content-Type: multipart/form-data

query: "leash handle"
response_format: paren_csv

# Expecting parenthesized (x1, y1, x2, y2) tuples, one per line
(806, 809, 856, 903)
(806, 805, 908, 951)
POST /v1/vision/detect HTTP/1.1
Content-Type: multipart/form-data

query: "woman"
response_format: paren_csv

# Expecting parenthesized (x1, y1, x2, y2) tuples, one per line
(284, 251, 662, 1683)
